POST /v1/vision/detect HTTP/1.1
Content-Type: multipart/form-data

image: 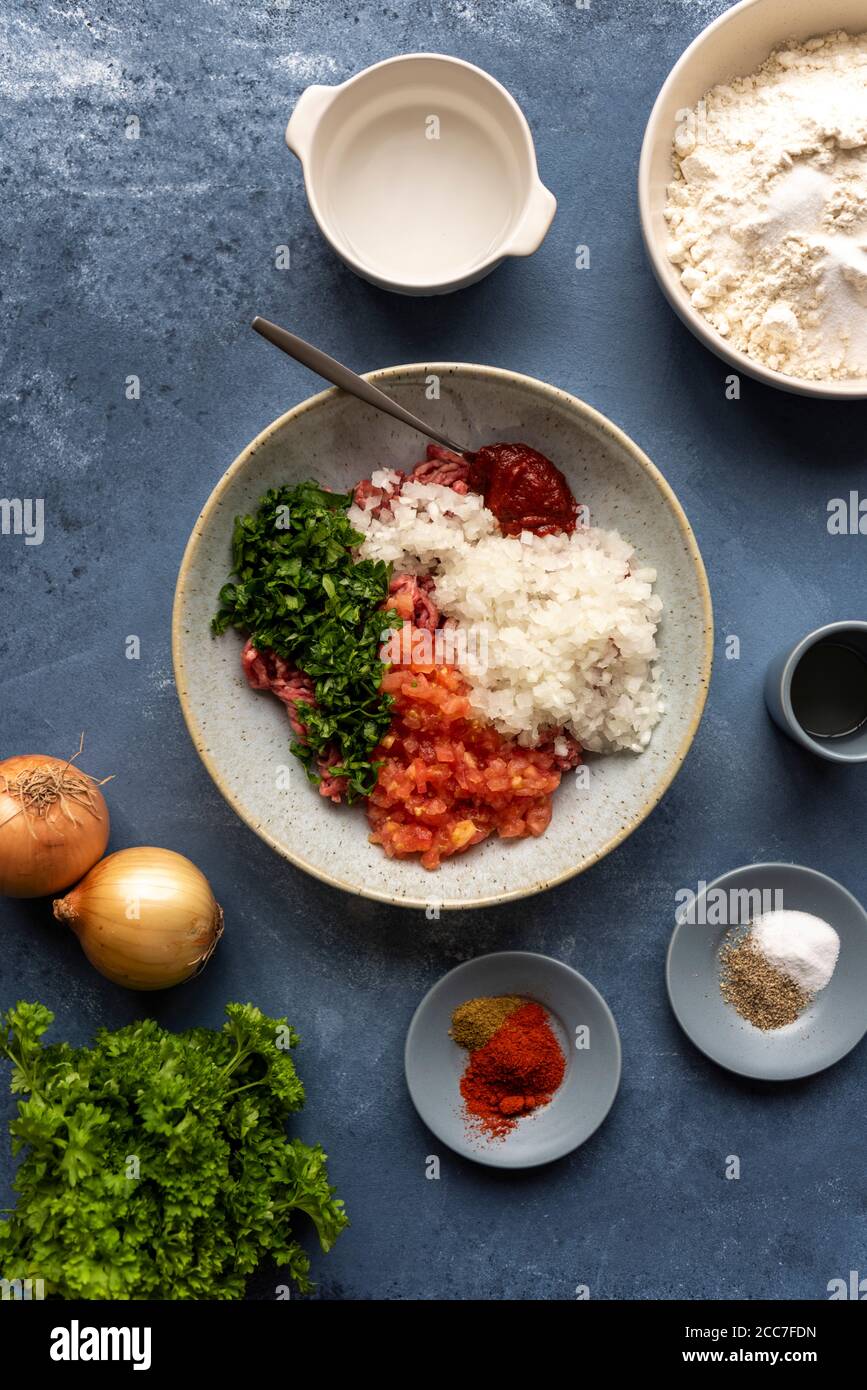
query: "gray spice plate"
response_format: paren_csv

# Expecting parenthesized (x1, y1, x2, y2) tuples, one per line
(666, 863, 867, 1081)
(405, 951, 621, 1169)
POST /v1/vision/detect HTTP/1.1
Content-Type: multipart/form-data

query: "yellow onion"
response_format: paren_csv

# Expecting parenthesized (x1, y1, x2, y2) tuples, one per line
(0, 753, 111, 898)
(53, 847, 224, 991)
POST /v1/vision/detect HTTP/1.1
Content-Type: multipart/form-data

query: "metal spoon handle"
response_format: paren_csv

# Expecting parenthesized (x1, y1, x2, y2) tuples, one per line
(251, 317, 470, 457)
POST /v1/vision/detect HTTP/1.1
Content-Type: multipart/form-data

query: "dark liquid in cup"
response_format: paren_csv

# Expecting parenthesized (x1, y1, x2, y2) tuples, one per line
(790, 640, 867, 739)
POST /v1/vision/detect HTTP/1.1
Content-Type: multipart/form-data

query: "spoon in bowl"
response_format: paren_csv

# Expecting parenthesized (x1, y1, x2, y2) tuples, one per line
(251, 316, 472, 457)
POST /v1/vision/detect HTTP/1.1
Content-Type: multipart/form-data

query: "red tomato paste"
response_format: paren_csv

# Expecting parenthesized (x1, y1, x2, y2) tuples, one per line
(467, 442, 579, 537)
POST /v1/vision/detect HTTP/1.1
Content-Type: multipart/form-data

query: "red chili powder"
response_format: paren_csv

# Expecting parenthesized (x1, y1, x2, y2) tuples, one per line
(459, 1001, 566, 1138)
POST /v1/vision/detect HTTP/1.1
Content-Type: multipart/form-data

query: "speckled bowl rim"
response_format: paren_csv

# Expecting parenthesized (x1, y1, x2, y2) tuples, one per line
(637, 0, 867, 400)
(172, 363, 714, 910)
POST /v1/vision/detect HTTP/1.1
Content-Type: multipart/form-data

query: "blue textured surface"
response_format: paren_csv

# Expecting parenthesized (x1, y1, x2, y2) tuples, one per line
(1, 0, 865, 1301)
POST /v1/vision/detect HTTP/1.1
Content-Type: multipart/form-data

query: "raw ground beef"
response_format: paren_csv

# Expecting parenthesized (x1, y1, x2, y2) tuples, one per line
(352, 444, 470, 517)
(387, 572, 440, 630)
(410, 445, 470, 492)
(535, 730, 583, 773)
(240, 638, 347, 802)
(241, 639, 313, 739)
(314, 746, 350, 804)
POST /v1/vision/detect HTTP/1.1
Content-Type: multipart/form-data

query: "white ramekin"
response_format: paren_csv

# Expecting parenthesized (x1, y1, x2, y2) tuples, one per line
(286, 53, 556, 296)
(638, 0, 867, 400)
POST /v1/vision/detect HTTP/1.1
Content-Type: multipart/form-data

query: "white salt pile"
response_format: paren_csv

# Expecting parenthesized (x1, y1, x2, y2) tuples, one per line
(750, 910, 840, 994)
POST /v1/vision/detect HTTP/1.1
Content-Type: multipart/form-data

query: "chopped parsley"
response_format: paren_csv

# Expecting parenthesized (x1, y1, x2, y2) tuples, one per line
(212, 481, 398, 801)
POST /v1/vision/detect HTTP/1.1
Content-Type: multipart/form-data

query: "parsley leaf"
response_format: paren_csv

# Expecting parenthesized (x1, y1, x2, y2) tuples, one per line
(212, 482, 398, 801)
(0, 1002, 347, 1300)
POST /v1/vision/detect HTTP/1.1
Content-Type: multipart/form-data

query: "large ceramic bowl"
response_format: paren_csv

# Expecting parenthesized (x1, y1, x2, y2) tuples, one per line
(638, 0, 867, 399)
(173, 365, 713, 910)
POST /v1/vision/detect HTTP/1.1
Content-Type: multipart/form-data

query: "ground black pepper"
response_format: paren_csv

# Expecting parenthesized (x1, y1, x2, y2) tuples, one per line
(719, 931, 811, 1030)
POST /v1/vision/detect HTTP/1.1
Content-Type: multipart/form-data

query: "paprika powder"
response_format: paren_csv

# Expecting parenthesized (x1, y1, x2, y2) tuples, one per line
(459, 1000, 566, 1139)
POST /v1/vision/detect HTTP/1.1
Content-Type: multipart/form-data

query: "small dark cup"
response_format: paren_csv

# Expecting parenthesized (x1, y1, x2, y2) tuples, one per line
(764, 621, 867, 764)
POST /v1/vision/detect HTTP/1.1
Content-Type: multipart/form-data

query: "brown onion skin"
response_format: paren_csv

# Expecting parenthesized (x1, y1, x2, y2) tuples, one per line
(53, 847, 224, 991)
(0, 754, 110, 898)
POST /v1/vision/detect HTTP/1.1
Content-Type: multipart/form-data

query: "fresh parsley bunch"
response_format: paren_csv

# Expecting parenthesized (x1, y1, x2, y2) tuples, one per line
(212, 482, 399, 800)
(0, 1002, 347, 1299)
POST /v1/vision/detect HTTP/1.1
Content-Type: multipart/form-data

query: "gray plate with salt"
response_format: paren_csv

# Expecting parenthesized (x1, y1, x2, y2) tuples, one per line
(667, 863, 867, 1080)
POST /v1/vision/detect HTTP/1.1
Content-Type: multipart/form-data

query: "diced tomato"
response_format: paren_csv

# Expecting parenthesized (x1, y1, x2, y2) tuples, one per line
(368, 641, 580, 869)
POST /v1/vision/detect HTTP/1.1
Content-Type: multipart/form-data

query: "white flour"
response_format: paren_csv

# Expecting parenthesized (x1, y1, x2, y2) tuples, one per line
(665, 30, 867, 381)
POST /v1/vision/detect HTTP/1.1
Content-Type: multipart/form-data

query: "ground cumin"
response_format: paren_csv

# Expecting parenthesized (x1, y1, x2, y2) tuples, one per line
(450, 995, 524, 1051)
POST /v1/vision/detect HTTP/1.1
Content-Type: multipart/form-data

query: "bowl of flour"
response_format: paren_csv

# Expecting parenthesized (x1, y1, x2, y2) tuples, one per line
(639, 0, 867, 398)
